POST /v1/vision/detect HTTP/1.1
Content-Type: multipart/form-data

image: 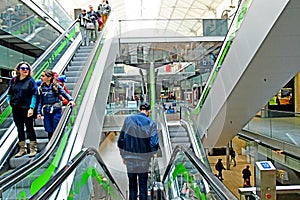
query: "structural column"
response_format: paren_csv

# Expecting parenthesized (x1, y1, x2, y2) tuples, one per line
(149, 62, 156, 119)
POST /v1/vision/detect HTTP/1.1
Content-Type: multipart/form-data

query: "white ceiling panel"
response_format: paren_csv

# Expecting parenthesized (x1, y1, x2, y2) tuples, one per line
(61, 0, 238, 36)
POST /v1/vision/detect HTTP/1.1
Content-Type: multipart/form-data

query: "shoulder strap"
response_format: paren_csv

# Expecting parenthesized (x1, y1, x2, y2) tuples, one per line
(38, 85, 42, 95)
(9, 77, 17, 85)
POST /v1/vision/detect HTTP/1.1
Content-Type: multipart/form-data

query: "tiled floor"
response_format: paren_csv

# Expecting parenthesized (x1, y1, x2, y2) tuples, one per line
(208, 154, 255, 198)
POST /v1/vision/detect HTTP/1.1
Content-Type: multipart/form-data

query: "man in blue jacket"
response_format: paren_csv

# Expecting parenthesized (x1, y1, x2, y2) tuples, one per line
(117, 102, 159, 200)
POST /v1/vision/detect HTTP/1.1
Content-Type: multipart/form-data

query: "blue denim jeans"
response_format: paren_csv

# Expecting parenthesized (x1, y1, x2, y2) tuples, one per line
(43, 107, 62, 136)
(128, 172, 148, 200)
(126, 159, 150, 200)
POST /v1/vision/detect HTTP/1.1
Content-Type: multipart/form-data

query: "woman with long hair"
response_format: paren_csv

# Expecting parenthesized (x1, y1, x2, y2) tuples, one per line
(36, 69, 75, 140)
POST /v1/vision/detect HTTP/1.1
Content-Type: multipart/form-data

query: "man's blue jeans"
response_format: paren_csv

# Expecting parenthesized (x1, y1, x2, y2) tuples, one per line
(126, 159, 150, 200)
(128, 172, 148, 200)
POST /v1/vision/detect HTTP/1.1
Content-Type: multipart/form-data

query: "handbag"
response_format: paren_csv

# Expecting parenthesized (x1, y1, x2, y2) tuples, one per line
(86, 22, 95, 30)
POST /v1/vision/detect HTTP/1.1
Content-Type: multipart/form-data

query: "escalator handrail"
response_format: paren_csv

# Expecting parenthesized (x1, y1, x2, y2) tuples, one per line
(163, 145, 237, 200)
(156, 105, 172, 159)
(0, 105, 73, 189)
(29, 147, 125, 200)
(0, 21, 105, 195)
(180, 119, 210, 166)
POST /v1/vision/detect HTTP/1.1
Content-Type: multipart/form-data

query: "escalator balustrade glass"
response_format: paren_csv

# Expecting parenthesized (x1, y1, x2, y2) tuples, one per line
(163, 146, 237, 200)
(53, 154, 124, 200)
(31, 0, 73, 29)
(0, 1, 60, 50)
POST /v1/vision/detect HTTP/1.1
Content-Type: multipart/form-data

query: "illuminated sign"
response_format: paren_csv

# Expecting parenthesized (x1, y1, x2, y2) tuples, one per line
(260, 162, 271, 169)
(256, 161, 275, 171)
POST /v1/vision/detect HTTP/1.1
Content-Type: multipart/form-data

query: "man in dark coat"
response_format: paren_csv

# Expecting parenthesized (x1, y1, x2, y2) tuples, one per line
(117, 102, 159, 200)
(242, 165, 252, 183)
(215, 158, 226, 180)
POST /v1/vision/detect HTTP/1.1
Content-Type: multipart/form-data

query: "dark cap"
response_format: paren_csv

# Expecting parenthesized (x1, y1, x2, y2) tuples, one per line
(139, 102, 151, 111)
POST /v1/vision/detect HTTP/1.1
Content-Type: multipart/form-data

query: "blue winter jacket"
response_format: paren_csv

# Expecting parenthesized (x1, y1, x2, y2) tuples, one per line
(117, 113, 159, 161)
(37, 83, 73, 114)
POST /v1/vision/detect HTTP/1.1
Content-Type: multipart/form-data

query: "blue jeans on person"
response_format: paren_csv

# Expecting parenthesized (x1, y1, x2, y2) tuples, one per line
(128, 172, 148, 200)
(80, 26, 90, 46)
(43, 107, 62, 139)
(126, 159, 150, 200)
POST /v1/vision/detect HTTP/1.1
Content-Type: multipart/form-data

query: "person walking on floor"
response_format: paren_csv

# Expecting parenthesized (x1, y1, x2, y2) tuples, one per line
(230, 147, 236, 167)
(117, 102, 159, 200)
(215, 158, 226, 181)
(36, 69, 75, 140)
(242, 165, 252, 185)
(7, 61, 38, 157)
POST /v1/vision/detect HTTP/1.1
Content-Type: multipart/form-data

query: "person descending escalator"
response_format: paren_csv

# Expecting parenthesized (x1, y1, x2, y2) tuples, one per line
(7, 61, 38, 157)
(36, 70, 76, 140)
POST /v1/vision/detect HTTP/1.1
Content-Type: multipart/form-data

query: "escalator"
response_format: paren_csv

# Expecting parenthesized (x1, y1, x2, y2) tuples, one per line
(183, 0, 300, 149)
(0, 20, 82, 174)
(0, 18, 83, 184)
(88, 105, 210, 198)
(8, 44, 94, 170)
(28, 146, 238, 200)
(168, 121, 190, 150)
(0, 18, 117, 199)
(64, 46, 94, 95)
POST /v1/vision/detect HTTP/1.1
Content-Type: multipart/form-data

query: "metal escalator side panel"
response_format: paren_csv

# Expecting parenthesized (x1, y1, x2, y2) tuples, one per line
(193, 0, 254, 116)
